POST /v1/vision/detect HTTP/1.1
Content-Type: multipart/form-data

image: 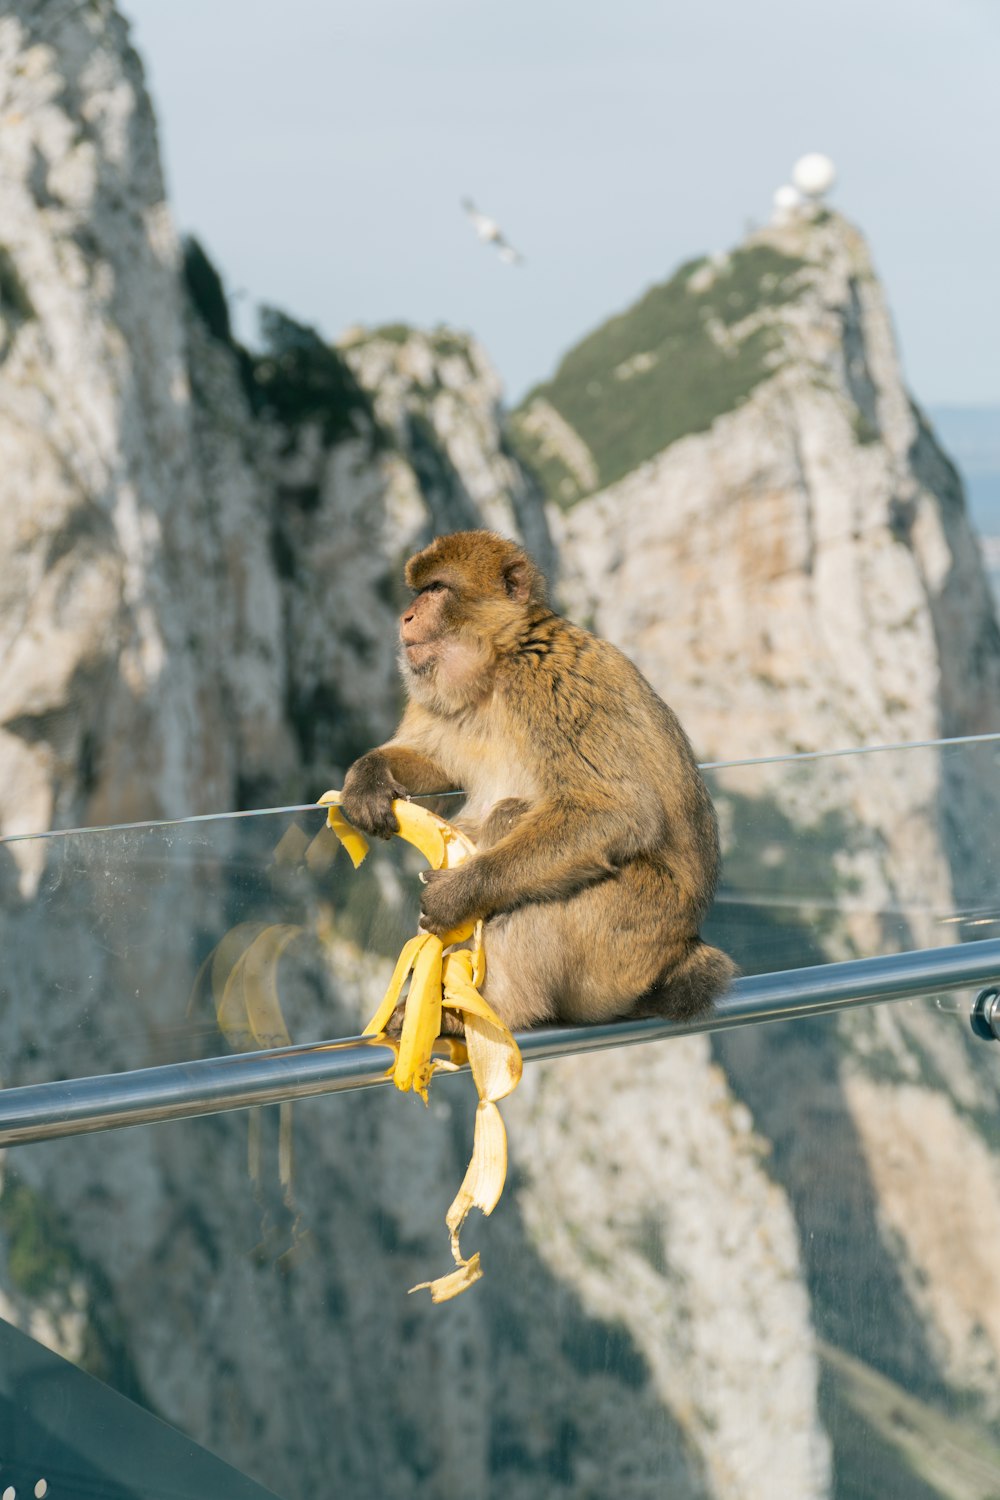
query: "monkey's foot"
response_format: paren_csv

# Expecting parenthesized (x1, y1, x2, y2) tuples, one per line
(384, 1002, 463, 1039)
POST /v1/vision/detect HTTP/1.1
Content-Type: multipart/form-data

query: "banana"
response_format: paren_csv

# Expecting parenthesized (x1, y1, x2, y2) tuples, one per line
(321, 788, 523, 1300)
(319, 790, 475, 874)
(318, 793, 370, 870)
(392, 800, 449, 870)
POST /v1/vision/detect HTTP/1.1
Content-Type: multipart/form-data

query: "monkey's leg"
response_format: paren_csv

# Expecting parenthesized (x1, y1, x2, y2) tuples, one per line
(384, 999, 466, 1037)
(486, 860, 732, 1028)
(479, 909, 562, 1030)
(420, 799, 626, 935)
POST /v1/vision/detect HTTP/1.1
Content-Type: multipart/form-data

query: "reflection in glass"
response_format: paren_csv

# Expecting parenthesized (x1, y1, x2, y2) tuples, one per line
(2, 738, 1000, 1497)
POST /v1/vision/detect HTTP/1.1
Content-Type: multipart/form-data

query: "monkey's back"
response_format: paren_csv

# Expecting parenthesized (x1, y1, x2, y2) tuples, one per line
(494, 613, 720, 920)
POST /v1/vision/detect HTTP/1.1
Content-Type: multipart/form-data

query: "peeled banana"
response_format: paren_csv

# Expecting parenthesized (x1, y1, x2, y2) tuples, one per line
(320, 789, 523, 1300)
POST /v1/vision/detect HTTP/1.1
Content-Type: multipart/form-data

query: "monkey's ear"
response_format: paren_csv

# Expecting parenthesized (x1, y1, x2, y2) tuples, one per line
(502, 558, 532, 603)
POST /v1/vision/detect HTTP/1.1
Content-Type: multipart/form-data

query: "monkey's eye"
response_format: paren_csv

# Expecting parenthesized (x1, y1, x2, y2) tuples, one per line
(417, 581, 448, 597)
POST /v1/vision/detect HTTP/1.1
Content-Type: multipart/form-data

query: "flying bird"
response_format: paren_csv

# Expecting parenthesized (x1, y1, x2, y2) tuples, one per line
(461, 198, 524, 265)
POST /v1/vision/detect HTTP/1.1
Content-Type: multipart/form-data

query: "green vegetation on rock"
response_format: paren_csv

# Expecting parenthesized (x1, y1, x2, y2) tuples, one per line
(182, 236, 232, 345)
(0, 245, 34, 325)
(510, 245, 808, 508)
(429, 327, 476, 365)
(253, 307, 375, 445)
(180, 240, 380, 448)
(368, 322, 412, 346)
(342, 322, 476, 383)
(0, 1175, 151, 1403)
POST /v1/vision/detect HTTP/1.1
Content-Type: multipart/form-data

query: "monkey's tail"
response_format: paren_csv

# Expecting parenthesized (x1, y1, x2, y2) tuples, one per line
(637, 939, 738, 1023)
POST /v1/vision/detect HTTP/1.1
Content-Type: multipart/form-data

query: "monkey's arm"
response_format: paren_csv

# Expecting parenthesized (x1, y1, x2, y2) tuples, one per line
(341, 720, 456, 839)
(419, 796, 659, 934)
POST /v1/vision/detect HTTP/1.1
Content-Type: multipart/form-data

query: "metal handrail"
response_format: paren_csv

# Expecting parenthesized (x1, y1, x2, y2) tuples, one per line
(2, 938, 999, 1148)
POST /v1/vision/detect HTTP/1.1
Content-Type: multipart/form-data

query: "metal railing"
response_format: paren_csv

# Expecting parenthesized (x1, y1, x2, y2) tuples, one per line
(2, 938, 1000, 1149)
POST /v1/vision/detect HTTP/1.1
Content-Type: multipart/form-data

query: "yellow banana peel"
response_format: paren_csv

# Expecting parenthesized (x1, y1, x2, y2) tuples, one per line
(320, 799, 370, 870)
(320, 789, 523, 1300)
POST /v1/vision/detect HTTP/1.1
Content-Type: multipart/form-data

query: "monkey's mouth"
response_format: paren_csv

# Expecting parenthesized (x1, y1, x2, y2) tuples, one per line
(401, 641, 436, 672)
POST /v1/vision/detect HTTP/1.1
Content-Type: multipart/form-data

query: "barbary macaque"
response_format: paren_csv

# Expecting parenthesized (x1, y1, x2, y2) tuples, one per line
(341, 531, 735, 1029)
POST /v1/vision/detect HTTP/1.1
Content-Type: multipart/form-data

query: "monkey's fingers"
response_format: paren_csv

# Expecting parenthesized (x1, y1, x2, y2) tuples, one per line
(418, 869, 476, 943)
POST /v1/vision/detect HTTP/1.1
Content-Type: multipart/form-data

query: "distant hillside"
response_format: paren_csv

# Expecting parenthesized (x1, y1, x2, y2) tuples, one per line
(509, 244, 809, 508)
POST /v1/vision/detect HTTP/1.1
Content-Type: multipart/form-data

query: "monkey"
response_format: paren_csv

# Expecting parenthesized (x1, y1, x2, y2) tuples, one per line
(340, 530, 736, 1031)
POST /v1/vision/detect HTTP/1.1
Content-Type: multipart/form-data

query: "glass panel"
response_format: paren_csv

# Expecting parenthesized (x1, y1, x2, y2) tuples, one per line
(0, 802, 438, 1088)
(3, 738, 1000, 1498)
(3, 735, 999, 1086)
(704, 734, 1000, 977)
(0, 1316, 279, 1498)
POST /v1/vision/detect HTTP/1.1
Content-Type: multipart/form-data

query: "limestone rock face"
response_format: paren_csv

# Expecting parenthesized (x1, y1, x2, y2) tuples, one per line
(538, 209, 1000, 1428)
(0, 8, 821, 1500)
(6, 3, 995, 1495)
(546, 213, 1000, 764)
(0, 0, 205, 852)
(0, 8, 554, 841)
(507, 1044, 831, 1499)
(341, 323, 557, 583)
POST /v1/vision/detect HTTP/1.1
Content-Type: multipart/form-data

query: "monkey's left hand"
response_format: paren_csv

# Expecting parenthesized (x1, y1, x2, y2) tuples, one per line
(419, 867, 482, 937)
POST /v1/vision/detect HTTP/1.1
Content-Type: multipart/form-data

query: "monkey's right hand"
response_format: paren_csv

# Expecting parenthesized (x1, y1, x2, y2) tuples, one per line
(340, 752, 409, 840)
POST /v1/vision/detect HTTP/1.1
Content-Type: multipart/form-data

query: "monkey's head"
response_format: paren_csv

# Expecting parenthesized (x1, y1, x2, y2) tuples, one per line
(399, 531, 547, 708)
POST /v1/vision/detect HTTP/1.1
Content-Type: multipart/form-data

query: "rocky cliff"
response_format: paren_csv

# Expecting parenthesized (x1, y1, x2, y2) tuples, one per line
(1, 4, 998, 1499)
(0, 6, 826, 1500)
(514, 201, 1000, 1464)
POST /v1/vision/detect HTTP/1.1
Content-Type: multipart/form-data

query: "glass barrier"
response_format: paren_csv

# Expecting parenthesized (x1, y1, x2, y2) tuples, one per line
(703, 733, 1000, 976)
(0, 801, 427, 1089)
(0, 1316, 279, 1498)
(2, 737, 1000, 1497)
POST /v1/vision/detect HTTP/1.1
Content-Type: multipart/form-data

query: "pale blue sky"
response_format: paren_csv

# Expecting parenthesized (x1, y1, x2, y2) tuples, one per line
(123, 0, 998, 406)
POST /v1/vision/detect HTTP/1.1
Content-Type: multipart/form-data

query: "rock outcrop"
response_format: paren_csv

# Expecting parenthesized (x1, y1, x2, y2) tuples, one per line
(0, 6, 826, 1500)
(517, 206, 1000, 1440)
(340, 323, 557, 584)
(5, 2, 1000, 1495)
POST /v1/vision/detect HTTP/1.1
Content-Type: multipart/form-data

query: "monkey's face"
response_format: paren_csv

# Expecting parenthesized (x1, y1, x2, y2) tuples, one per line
(397, 575, 499, 711)
(399, 582, 451, 673)
(398, 533, 548, 709)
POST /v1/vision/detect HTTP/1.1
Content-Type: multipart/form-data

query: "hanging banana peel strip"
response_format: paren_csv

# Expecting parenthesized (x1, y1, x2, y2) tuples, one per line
(319, 791, 523, 1301)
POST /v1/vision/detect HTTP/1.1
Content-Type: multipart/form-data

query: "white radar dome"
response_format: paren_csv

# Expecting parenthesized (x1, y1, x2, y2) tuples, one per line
(792, 153, 836, 198)
(773, 184, 804, 212)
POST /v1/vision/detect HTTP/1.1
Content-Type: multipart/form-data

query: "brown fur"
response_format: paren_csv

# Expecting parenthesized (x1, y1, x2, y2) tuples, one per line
(341, 530, 736, 1028)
